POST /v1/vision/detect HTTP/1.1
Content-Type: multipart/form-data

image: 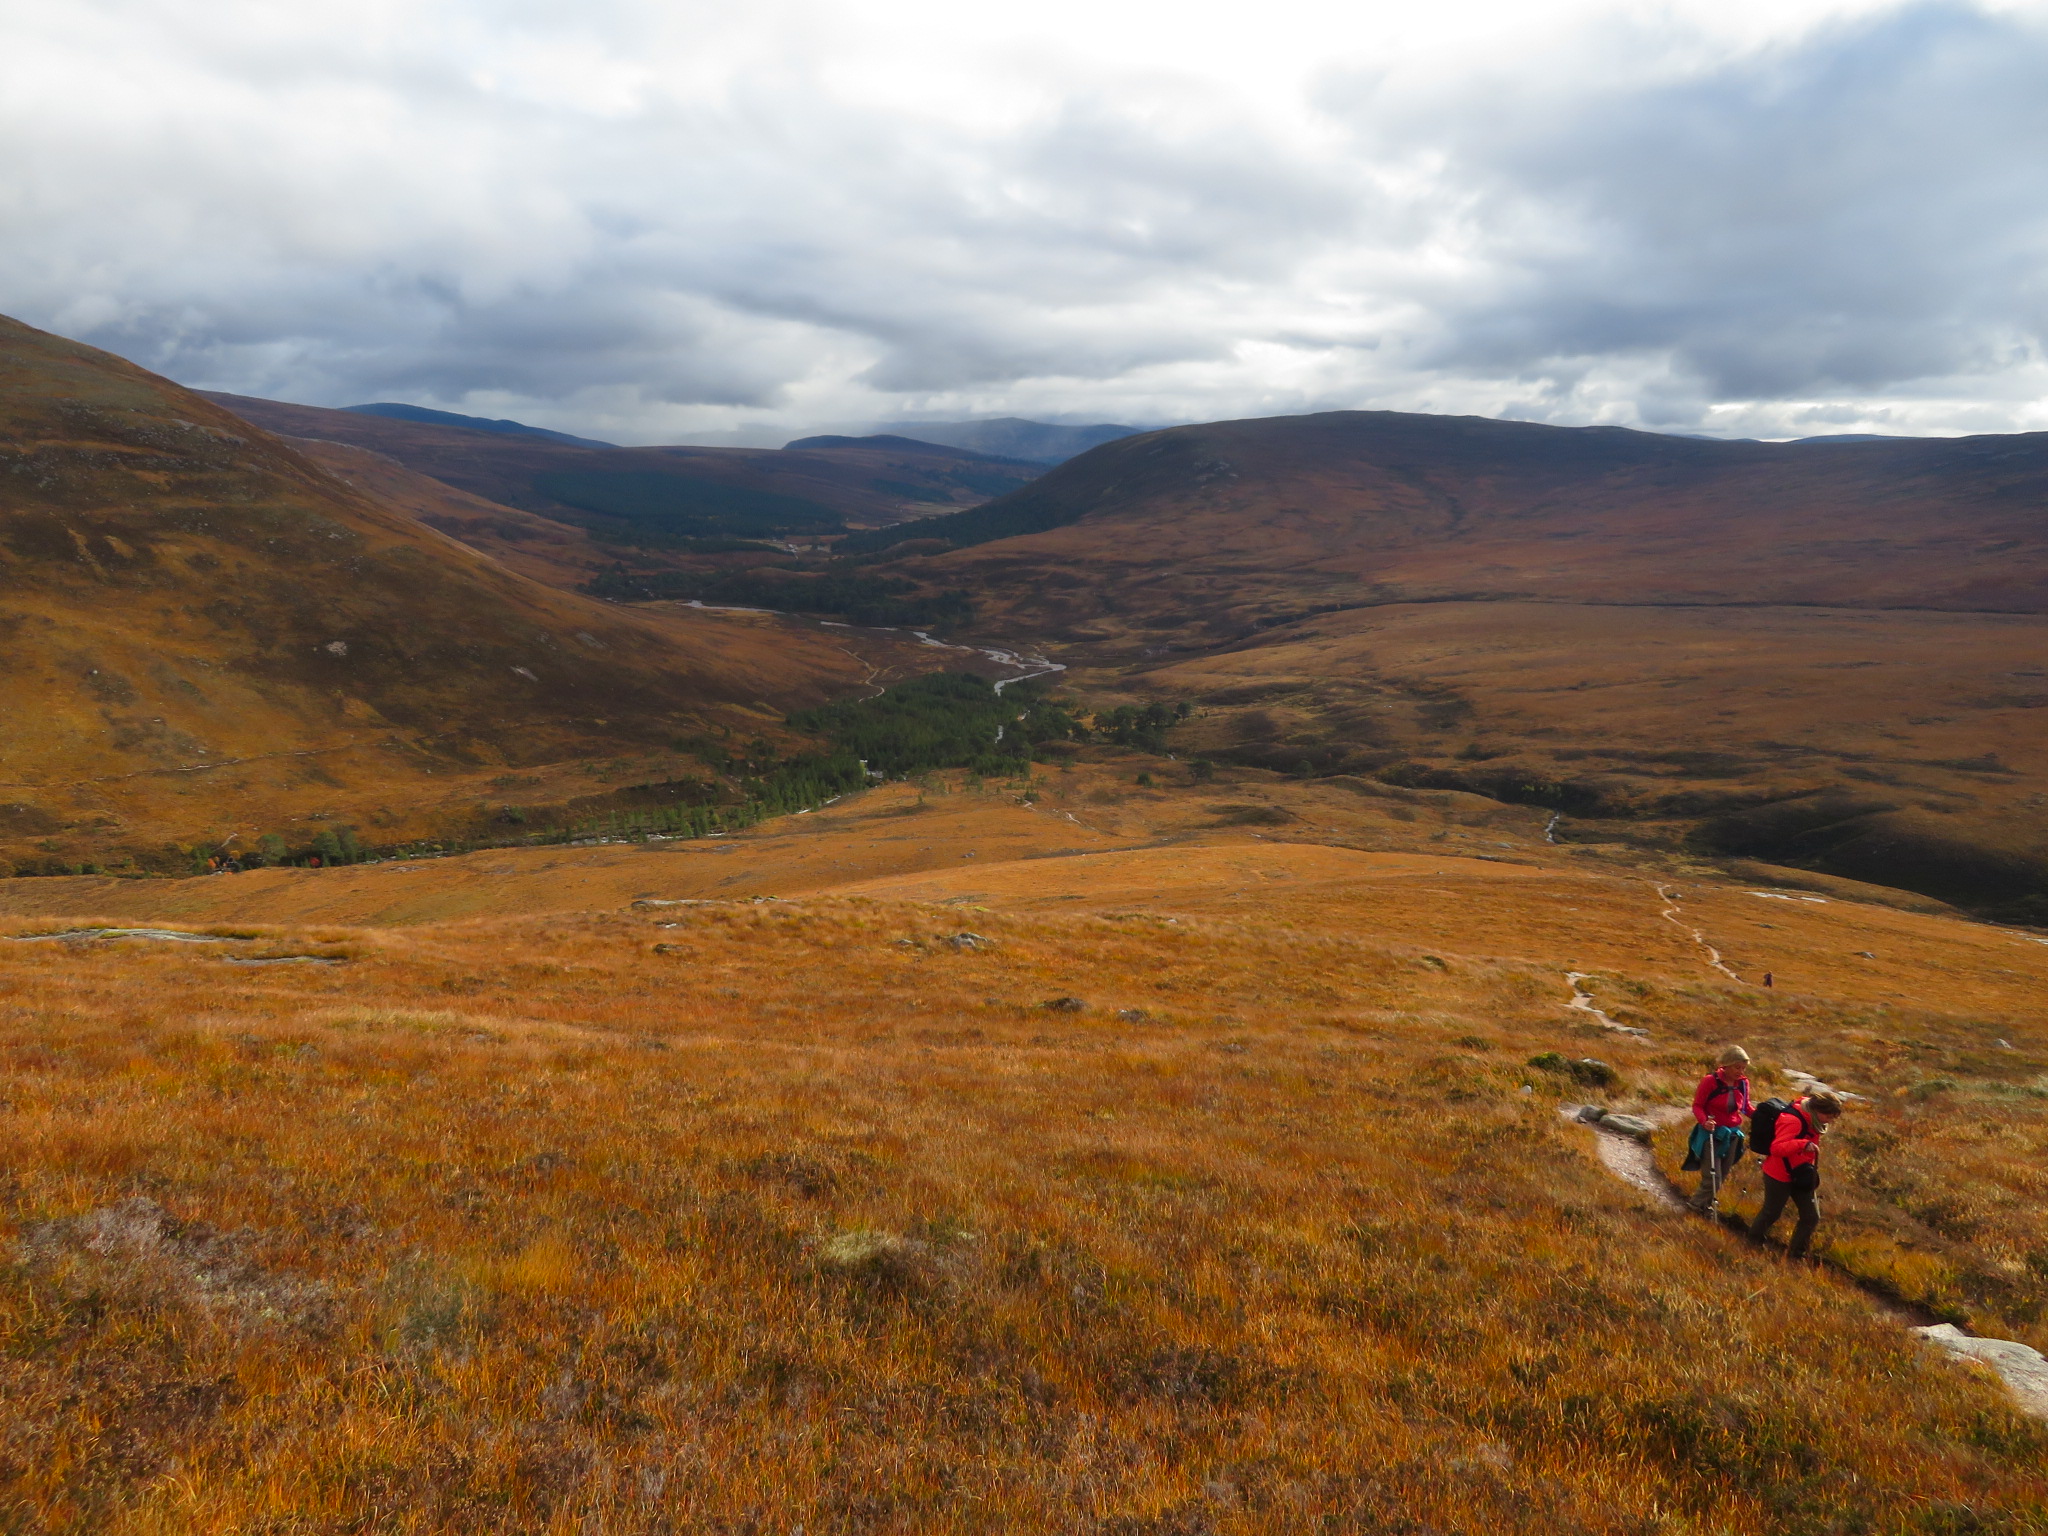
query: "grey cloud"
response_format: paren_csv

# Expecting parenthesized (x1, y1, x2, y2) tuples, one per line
(1346, 3, 2048, 405)
(13, 46, 1357, 421)
(6, 1, 2047, 440)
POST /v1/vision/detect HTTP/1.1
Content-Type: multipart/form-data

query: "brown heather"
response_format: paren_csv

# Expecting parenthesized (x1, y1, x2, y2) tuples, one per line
(2, 784, 2047, 1536)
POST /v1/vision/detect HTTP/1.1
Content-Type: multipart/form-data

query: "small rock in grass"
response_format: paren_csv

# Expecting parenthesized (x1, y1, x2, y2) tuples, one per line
(1042, 996, 1086, 1013)
(1116, 1008, 1148, 1022)
(1575, 1104, 1608, 1125)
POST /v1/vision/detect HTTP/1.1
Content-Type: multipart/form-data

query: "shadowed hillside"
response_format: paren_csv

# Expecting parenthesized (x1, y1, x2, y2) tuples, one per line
(854, 411, 2048, 612)
(202, 393, 1042, 535)
(853, 412, 2048, 917)
(0, 315, 915, 875)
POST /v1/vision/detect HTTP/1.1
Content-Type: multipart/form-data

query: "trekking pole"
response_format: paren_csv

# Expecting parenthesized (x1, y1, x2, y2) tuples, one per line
(1702, 1126, 1717, 1214)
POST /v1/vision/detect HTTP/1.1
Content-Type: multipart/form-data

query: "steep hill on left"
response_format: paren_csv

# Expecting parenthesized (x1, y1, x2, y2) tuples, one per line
(0, 315, 892, 875)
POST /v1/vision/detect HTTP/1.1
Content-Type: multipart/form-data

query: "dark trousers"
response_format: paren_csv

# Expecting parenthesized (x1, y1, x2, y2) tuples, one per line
(1750, 1174, 1820, 1258)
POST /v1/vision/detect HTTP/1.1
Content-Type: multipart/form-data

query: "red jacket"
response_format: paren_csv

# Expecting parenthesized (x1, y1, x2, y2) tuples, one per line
(1763, 1101, 1822, 1182)
(1692, 1071, 1752, 1129)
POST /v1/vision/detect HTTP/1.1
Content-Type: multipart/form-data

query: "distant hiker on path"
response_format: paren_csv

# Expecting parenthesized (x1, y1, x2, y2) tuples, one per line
(1763, 972, 1774, 988)
(1749, 1092, 1843, 1260)
(1683, 1046, 1752, 1213)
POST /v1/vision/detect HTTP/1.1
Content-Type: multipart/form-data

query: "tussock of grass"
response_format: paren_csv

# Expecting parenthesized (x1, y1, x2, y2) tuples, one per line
(0, 903, 2043, 1533)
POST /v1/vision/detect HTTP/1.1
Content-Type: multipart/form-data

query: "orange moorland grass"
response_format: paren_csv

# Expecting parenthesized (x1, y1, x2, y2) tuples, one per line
(0, 900, 2043, 1535)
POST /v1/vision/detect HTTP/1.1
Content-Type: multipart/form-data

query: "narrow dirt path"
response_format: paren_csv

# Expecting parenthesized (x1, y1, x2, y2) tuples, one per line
(1656, 884, 1745, 983)
(1562, 972, 1650, 1037)
(1566, 1105, 1688, 1207)
(1565, 1105, 2048, 1420)
(827, 642, 888, 702)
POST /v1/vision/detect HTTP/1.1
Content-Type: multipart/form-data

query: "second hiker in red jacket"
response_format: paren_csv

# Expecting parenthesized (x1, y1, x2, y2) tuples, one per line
(1749, 1092, 1843, 1259)
(1683, 1045, 1753, 1213)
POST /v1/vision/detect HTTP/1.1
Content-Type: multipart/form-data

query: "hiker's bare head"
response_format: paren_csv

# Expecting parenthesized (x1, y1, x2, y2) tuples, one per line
(1805, 1092, 1844, 1119)
(1716, 1045, 1750, 1076)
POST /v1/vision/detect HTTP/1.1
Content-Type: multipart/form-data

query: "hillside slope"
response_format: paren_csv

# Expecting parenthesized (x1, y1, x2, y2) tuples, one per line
(865, 412, 2048, 916)
(344, 400, 616, 447)
(863, 410, 2048, 615)
(1, 752, 2044, 1531)
(0, 315, 894, 873)
(282, 436, 641, 592)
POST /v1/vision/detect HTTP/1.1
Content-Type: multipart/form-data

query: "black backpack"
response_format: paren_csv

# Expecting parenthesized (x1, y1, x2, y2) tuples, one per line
(1749, 1097, 1792, 1154)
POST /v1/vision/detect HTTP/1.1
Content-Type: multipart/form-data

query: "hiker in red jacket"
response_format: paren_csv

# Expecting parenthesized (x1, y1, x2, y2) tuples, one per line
(1748, 1092, 1843, 1260)
(1683, 1045, 1752, 1213)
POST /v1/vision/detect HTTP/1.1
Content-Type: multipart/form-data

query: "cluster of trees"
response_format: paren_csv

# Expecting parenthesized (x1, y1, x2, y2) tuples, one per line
(791, 671, 1079, 780)
(169, 679, 1192, 875)
(194, 826, 364, 873)
(587, 530, 776, 554)
(1078, 700, 1192, 752)
(472, 673, 1073, 846)
(582, 564, 975, 630)
(535, 470, 843, 540)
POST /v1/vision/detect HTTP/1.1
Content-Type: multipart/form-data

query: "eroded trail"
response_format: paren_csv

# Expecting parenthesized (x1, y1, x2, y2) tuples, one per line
(1656, 884, 1745, 983)
(1558, 881, 1753, 1036)
(1562, 972, 1649, 1037)
(1569, 1107, 1687, 1209)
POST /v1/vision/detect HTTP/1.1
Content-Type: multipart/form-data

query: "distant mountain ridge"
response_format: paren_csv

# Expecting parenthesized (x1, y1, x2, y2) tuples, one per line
(853, 410, 2048, 605)
(782, 432, 1035, 466)
(344, 401, 616, 449)
(201, 393, 1040, 537)
(878, 417, 1142, 464)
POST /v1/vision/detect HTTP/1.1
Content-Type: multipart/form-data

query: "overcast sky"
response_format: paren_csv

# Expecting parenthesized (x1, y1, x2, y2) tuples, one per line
(5, 0, 2047, 444)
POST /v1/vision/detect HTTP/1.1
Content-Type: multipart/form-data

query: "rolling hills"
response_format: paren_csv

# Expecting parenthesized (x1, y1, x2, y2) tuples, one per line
(201, 392, 1043, 539)
(0, 314, 929, 876)
(5, 328, 2048, 1525)
(854, 410, 2048, 612)
(854, 412, 2048, 918)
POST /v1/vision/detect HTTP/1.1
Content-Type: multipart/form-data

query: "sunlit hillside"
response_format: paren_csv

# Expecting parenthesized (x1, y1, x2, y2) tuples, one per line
(2, 751, 2045, 1532)
(0, 315, 938, 878)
